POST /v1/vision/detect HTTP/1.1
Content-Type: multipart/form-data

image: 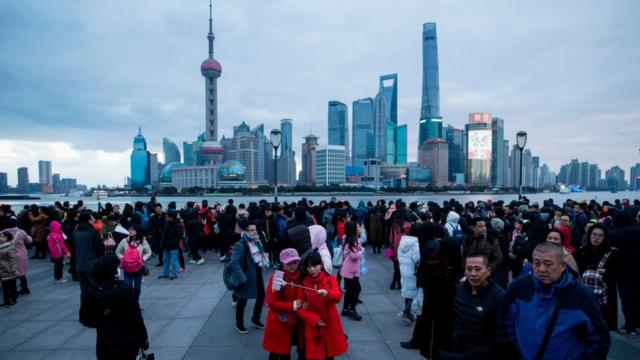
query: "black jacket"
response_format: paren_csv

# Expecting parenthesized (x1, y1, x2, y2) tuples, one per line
(452, 281, 505, 353)
(161, 219, 182, 250)
(80, 280, 148, 357)
(610, 212, 640, 280)
(74, 223, 105, 272)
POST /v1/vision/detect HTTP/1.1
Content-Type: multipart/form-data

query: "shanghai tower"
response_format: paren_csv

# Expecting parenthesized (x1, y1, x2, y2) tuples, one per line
(418, 22, 441, 147)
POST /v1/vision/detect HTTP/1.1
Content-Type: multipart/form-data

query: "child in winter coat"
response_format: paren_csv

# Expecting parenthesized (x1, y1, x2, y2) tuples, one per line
(298, 251, 348, 360)
(397, 234, 420, 324)
(340, 221, 364, 321)
(47, 221, 71, 284)
(0, 231, 18, 307)
(263, 248, 305, 359)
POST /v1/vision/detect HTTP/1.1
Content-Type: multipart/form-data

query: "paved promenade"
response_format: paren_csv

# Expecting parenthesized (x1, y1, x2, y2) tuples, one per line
(1, 248, 639, 359)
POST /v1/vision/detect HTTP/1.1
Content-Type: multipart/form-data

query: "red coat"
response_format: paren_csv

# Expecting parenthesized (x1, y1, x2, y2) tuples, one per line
(298, 272, 348, 359)
(262, 270, 304, 355)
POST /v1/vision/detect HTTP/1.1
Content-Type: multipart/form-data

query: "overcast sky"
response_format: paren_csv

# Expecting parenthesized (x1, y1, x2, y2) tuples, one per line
(1, 0, 639, 187)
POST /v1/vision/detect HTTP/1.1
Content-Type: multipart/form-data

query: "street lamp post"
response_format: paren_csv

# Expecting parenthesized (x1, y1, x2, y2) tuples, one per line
(516, 131, 528, 201)
(270, 129, 282, 203)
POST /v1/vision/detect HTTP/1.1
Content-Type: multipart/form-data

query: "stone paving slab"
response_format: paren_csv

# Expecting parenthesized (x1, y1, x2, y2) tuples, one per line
(0, 247, 639, 359)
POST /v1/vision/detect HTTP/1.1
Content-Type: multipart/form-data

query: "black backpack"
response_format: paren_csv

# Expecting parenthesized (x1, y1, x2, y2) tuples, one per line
(512, 235, 528, 259)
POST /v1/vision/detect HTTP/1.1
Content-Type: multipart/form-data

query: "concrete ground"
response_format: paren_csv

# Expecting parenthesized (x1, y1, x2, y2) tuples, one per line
(1, 247, 638, 359)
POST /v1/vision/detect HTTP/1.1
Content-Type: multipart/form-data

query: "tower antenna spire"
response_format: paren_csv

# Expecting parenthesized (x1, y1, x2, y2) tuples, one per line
(138, 125, 141, 135)
(208, 0, 214, 58)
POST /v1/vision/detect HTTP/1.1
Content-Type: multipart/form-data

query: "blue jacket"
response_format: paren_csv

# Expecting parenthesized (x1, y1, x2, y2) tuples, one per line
(497, 270, 610, 360)
(230, 238, 263, 300)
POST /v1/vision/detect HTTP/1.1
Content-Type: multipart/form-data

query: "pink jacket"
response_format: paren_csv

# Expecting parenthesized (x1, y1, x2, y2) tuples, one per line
(340, 241, 363, 279)
(47, 221, 70, 260)
(4, 227, 33, 276)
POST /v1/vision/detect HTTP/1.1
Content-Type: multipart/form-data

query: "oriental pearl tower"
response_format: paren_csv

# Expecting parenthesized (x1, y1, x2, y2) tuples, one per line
(200, 0, 224, 167)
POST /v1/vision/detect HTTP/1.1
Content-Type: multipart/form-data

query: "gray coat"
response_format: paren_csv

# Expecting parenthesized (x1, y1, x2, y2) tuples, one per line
(230, 239, 262, 299)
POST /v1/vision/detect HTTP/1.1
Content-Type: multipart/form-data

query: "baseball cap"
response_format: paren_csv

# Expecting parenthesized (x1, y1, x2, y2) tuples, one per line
(279, 248, 301, 265)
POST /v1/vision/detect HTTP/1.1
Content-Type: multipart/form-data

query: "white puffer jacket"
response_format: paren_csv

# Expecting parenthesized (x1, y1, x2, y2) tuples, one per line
(397, 235, 420, 299)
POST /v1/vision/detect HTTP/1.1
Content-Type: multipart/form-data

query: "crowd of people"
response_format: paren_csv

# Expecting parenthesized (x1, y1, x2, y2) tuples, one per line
(1, 195, 640, 359)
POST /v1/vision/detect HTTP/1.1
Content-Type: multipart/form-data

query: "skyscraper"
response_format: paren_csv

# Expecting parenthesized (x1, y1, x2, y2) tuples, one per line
(251, 124, 269, 182)
(328, 101, 349, 164)
(301, 134, 319, 185)
(532, 156, 540, 189)
(418, 138, 448, 187)
(278, 119, 296, 185)
(352, 98, 375, 167)
(630, 163, 640, 190)
(227, 122, 259, 183)
(579, 162, 589, 189)
(17, 167, 29, 193)
(183, 142, 195, 166)
(201, 0, 222, 142)
(419, 23, 441, 150)
(38, 160, 52, 185)
(130, 127, 150, 188)
(491, 118, 505, 188)
(589, 164, 601, 190)
(522, 149, 532, 187)
(315, 145, 346, 186)
(445, 125, 465, 182)
(0, 172, 7, 193)
(605, 166, 626, 191)
(163, 138, 181, 164)
(502, 140, 510, 188)
(374, 74, 397, 163)
(396, 124, 407, 165)
(52, 173, 61, 193)
(149, 153, 160, 187)
(465, 113, 492, 186)
(510, 144, 521, 188)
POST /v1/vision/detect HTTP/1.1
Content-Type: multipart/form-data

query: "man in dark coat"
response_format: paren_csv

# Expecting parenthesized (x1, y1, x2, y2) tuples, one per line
(610, 210, 640, 334)
(80, 254, 148, 359)
(451, 254, 504, 353)
(74, 211, 105, 298)
(158, 210, 182, 280)
(285, 206, 312, 255)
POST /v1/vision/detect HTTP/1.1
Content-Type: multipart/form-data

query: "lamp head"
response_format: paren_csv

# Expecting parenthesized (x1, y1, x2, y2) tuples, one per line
(516, 131, 528, 150)
(270, 129, 282, 149)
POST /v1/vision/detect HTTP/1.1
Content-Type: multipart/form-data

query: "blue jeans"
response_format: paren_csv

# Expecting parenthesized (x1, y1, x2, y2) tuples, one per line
(163, 249, 179, 278)
(123, 270, 143, 302)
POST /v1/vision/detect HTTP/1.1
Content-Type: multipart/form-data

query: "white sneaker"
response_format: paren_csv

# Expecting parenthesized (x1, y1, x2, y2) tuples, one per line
(196, 258, 205, 265)
(54, 279, 67, 284)
(189, 260, 197, 264)
(220, 255, 227, 262)
(232, 301, 237, 308)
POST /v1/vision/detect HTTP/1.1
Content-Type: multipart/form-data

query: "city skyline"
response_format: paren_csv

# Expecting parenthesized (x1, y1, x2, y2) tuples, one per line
(1, 0, 639, 187)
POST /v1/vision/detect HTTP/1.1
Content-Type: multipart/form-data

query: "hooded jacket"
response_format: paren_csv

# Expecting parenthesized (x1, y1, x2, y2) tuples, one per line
(497, 270, 610, 360)
(398, 235, 420, 299)
(445, 211, 461, 237)
(309, 225, 332, 274)
(3, 227, 32, 277)
(0, 239, 17, 281)
(47, 221, 70, 260)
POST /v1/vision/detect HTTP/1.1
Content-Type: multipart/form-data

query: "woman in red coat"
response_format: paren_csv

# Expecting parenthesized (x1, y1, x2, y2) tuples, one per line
(263, 248, 305, 359)
(298, 251, 348, 360)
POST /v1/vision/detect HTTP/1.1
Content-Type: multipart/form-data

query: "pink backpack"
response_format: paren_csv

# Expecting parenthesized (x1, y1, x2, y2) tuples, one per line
(120, 241, 144, 273)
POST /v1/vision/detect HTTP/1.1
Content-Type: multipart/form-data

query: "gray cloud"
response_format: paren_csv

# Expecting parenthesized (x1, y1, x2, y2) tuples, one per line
(1, 0, 639, 186)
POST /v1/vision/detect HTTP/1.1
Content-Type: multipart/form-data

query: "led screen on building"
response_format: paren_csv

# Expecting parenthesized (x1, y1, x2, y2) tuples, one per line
(467, 130, 492, 160)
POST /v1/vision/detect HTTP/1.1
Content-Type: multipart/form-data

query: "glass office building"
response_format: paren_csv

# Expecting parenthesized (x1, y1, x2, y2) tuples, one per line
(374, 74, 398, 163)
(130, 127, 150, 188)
(352, 98, 375, 167)
(396, 124, 407, 165)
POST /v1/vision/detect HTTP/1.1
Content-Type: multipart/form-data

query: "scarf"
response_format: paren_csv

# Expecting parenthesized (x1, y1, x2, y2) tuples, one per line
(243, 232, 270, 268)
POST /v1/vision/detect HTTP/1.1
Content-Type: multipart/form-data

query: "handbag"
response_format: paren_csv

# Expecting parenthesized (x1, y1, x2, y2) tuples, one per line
(580, 249, 614, 305)
(410, 288, 424, 316)
(384, 247, 394, 260)
(137, 349, 155, 360)
(332, 244, 343, 269)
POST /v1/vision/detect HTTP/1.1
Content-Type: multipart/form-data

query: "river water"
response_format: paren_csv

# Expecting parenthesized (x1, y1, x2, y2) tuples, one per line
(3, 191, 639, 211)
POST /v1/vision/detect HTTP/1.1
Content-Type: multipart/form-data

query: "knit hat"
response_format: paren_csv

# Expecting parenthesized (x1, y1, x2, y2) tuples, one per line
(279, 248, 301, 265)
(490, 218, 505, 232)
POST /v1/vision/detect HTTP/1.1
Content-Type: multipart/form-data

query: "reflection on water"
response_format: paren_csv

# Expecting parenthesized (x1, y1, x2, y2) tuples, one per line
(3, 191, 640, 210)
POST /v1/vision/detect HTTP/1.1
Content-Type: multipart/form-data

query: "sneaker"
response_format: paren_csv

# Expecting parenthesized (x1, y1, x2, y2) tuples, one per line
(189, 260, 197, 264)
(341, 309, 352, 317)
(169, 276, 177, 280)
(54, 279, 68, 284)
(236, 324, 248, 334)
(196, 258, 205, 265)
(400, 340, 420, 349)
(618, 328, 638, 337)
(251, 319, 265, 329)
(220, 255, 227, 262)
(349, 310, 362, 321)
(232, 301, 237, 308)
(157, 275, 170, 279)
(18, 289, 30, 295)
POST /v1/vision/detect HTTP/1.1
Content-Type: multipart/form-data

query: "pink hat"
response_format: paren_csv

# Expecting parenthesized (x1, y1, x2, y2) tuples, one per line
(279, 248, 301, 264)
